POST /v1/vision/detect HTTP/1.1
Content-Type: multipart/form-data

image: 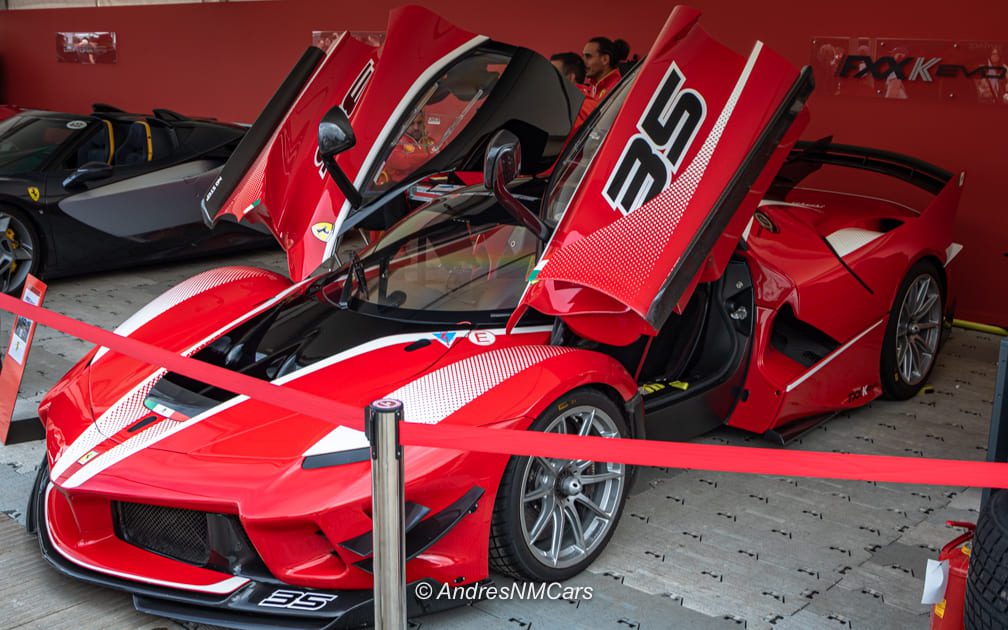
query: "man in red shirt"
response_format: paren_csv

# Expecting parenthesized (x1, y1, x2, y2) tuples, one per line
(582, 37, 629, 99)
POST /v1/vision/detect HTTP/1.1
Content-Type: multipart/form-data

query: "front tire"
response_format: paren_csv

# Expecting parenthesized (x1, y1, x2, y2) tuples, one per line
(880, 261, 945, 400)
(0, 206, 41, 295)
(489, 388, 630, 581)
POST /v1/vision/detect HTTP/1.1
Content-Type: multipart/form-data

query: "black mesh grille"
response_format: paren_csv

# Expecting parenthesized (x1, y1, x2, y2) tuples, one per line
(115, 502, 210, 566)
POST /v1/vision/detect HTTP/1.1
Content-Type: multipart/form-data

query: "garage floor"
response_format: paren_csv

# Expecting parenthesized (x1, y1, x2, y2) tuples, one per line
(0, 250, 997, 630)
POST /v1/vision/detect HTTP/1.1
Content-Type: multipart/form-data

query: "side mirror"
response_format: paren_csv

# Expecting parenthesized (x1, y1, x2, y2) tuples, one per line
(483, 129, 521, 191)
(317, 105, 356, 159)
(483, 130, 547, 241)
(63, 161, 113, 189)
(317, 105, 362, 208)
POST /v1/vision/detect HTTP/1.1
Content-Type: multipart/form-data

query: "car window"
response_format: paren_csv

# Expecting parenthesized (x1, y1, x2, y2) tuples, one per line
(366, 50, 510, 194)
(542, 68, 637, 226)
(0, 116, 79, 174)
(325, 193, 539, 313)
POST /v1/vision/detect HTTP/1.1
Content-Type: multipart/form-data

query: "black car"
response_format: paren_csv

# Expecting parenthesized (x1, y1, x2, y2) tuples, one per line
(0, 104, 275, 294)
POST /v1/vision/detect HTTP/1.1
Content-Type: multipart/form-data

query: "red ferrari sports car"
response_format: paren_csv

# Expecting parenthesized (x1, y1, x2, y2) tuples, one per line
(29, 5, 962, 628)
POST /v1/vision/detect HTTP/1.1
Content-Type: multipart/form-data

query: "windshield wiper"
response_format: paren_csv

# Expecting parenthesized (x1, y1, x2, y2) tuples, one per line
(337, 250, 369, 308)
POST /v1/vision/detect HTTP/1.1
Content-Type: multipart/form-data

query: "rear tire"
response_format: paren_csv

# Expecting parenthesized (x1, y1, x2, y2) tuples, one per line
(880, 260, 945, 400)
(488, 388, 630, 581)
(966, 490, 1008, 629)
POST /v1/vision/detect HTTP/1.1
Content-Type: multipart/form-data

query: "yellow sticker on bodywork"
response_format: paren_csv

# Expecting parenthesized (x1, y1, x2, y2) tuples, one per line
(27, 186, 40, 202)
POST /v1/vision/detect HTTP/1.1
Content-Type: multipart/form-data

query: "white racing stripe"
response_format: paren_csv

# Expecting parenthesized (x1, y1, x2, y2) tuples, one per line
(54, 277, 314, 483)
(303, 425, 370, 456)
(64, 326, 552, 487)
(388, 345, 572, 424)
(50, 372, 164, 482)
(302, 328, 556, 455)
(92, 267, 277, 363)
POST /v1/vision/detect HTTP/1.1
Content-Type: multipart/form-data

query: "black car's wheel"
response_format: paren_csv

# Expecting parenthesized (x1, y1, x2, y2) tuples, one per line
(966, 490, 1008, 629)
(0, 207, 40, 295)
(489, 388, 630, 581)
(880, 260, 945, 400)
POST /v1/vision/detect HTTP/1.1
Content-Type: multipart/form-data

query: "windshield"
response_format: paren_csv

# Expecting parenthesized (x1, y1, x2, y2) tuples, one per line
(542, 68, 637, 225)
(0, 116, 81, 174)
(367, 50, 509, 194)
(322, 191, 540, 314)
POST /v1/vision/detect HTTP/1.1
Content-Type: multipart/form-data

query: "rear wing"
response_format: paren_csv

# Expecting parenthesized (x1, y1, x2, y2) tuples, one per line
(773, 139, 953, 196)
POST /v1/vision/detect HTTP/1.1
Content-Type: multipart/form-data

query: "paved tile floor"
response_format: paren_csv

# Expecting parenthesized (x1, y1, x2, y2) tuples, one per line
(0, 250, 998, 629)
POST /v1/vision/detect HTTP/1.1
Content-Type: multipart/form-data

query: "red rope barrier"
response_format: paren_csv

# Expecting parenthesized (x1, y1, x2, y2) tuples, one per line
(0, 293, 362, 430)
(3, 291, 1006, 488)
(400, 423, 1008, 487)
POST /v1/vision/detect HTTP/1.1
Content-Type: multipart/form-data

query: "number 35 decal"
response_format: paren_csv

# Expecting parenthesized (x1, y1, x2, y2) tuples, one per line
(259, 588, 338, 610)
(603, 62, 707, 215)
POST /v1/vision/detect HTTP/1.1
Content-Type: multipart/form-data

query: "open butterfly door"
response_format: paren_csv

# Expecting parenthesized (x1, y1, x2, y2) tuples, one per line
(513, 6, 813, 346)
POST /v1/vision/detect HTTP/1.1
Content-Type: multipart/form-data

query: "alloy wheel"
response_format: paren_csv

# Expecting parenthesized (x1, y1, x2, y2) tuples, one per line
(0, 213, 34, 294)
(518, 405, 626, 569)
(895, 273, 942, 386)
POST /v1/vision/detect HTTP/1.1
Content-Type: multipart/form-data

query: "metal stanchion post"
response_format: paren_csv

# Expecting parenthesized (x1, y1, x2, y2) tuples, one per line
(366, 399, 407, 629)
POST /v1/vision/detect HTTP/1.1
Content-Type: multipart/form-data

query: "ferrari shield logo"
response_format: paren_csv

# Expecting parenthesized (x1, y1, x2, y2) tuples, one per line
(311, 222, 334, 242)
(77, 450, 99, 466)
(27, 186, 40, 202)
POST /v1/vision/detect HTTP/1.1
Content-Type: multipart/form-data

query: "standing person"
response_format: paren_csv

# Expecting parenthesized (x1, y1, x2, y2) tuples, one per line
(550, 52, 587, 87)
(552, 52, 594, 127)
(582, 37, 630, 99)
(551, 52, 595, 127)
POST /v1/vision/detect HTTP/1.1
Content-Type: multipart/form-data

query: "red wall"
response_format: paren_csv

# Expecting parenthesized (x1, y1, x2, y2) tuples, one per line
(1, 0, 1005, 325)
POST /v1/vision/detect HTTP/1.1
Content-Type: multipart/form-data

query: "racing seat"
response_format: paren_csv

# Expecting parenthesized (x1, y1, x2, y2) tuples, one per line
(114, 121, 153, 165)
(76, 120, 115, 165)
(148, 124, 175, 159)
